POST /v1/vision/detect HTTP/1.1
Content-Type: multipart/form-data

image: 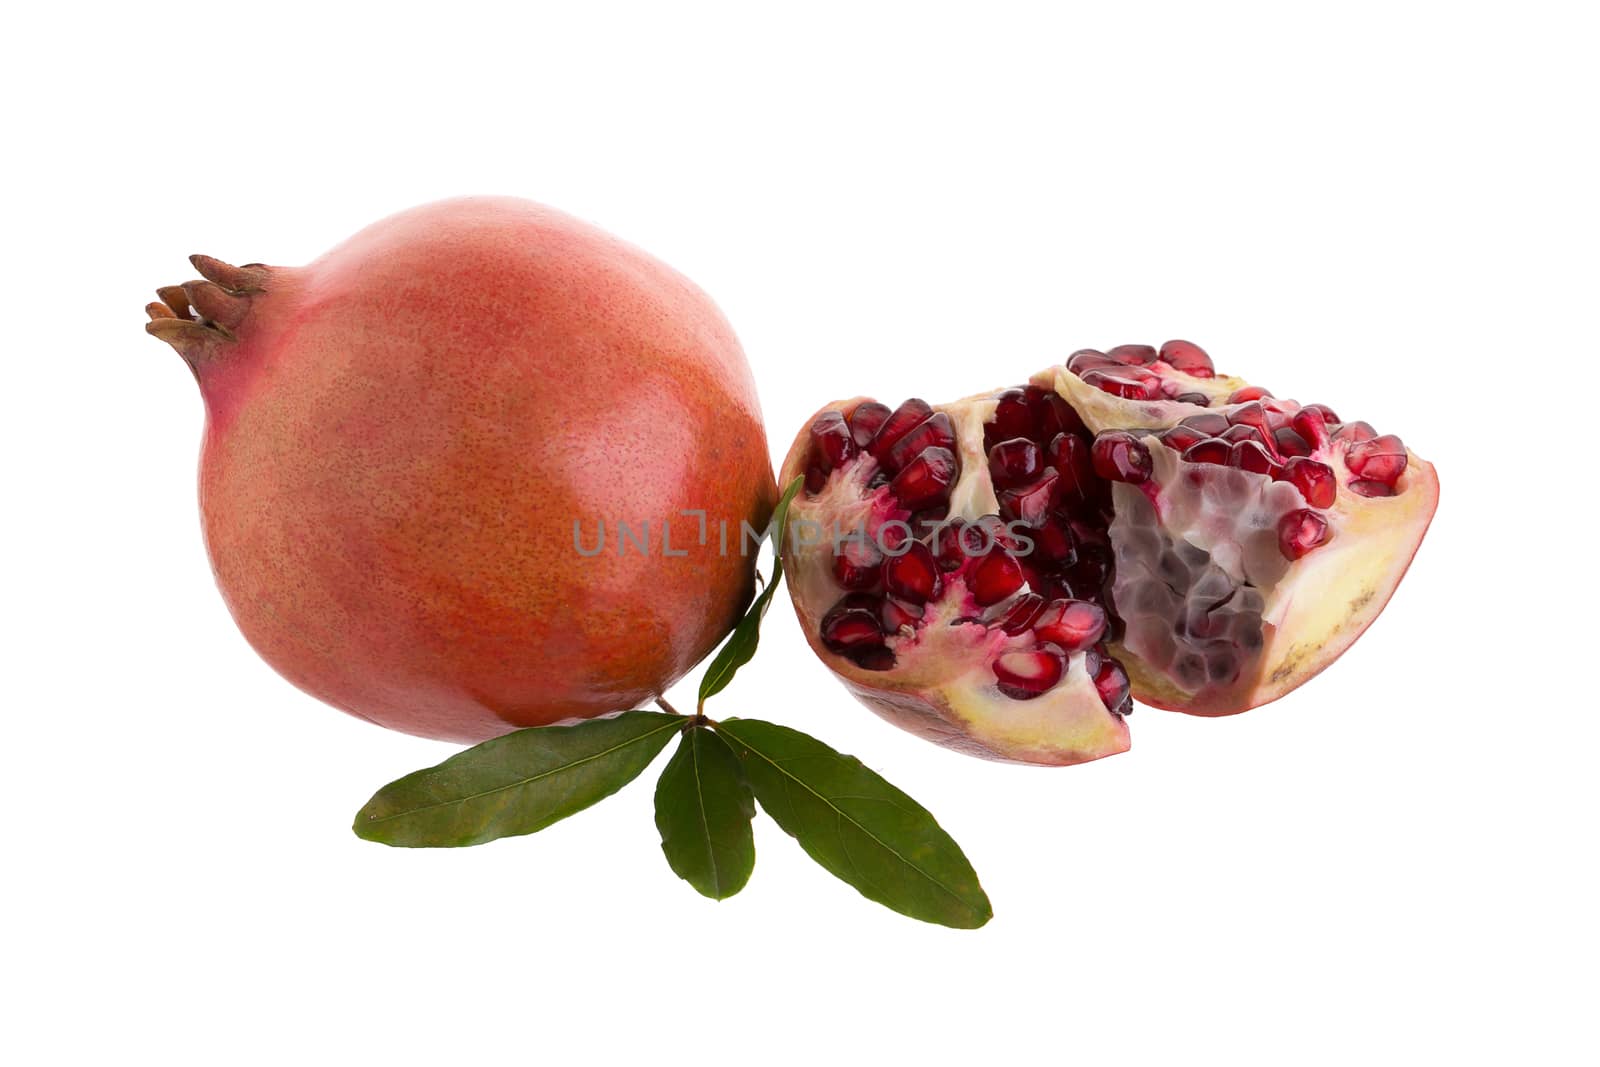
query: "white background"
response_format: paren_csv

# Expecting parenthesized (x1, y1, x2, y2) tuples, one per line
(4, 3, 1595, 1064)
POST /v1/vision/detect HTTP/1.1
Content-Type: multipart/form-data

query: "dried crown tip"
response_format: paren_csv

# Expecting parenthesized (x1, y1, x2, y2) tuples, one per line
(144, 316, 214, 347)
(188, 254, 267, 293)
(182, 279, 250, 329)
(156, 285, 192, 317)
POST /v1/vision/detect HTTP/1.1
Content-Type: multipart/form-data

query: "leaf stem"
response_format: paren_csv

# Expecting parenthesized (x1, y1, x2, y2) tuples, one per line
(655, 696, 686, 717)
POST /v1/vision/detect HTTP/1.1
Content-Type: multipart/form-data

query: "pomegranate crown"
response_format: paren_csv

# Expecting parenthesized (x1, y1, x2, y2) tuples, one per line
(144, 254, 268, 365)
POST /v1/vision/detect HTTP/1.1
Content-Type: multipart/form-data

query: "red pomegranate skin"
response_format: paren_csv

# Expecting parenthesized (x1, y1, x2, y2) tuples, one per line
(170, 197, 776, 742)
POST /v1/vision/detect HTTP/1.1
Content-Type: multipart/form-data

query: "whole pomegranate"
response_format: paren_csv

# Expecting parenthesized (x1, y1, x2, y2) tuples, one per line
(780, 341, 1437, 765)
(146, 197, 776, 743)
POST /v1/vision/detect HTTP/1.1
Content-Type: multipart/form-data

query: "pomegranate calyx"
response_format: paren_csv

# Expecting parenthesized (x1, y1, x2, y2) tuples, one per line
(190, 253, 269, 294)
(145, 254, 268, 362)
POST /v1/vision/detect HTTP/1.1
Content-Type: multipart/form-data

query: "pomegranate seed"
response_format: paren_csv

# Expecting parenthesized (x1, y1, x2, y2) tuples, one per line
(1335, 420, 1377, 443)
(1091, 431, 1153, 484)
(1291, 408, 1331, 451)
(832, 536, 884, 590)
(1230, 439, 1279, 475)
(987, 388, 1036, 444)
(1026, 386, 1085, 439)
(1278, 509, 1331, 560)
(1182, 439, 1231, 466)
(880, 597, 924, 633)
(1205, 649, 1239, 685)
(1263, 403, 1296, 427)
(1082, 369, 1161, 401)
(974, 513, 1024, 552)
(1047, 431, 1092, 477)
(1034, 598, 1107, 652)
(1175, 392, 1212, 406)
(1159, 339, 1215, 378)
(809, 410, 855, 471)
(1350, 479, 1397, 498)
(1181, 412, 1229, 436)
(955, 521, 996, 559)
(1048, 433, 1103, 510)
(879, 521, 913, 551)
(1227, 401, 1271, 432)
(1093, 659, 1131, 711)
(969, 549, 1025, 606)
(1302, 402, 1341, 424)
(804, 465, 827, 493)
(993, 592, 1047, 634)
(883, 540, 942, 603)
(848, 646, 896, 671)
(1031, 571, 1075, 602)
(1107, 343, 1159, 366)
(1223, 424, 1283, 463)
(1027, 512, 1077, 563)
(931, 520, 970, 571)
(1081, 646, 1103, 681)
(1346, 434, 1408, 485)
(998, 469, 1061, 525)
(885, 411, 956, 474)
(1221, 423, 1269, 448)
(1272, 426, 1312, 458)
(1062, 520, 1102, 562)
(1018, 556, 1053, 591)
(1066, 349, 1114, 374)
(867, 398, 934, 461)
(1161, 425, 1207, 452)
(993, 647, 1066, 700)
(1281, 457, 1337, 508)
(1228, 386, 1273, 403)
(988, 437, 1044, 488)
(820, 598, 885, 653)
(847, 401, 892, 448)
(888, 447, 958, 510)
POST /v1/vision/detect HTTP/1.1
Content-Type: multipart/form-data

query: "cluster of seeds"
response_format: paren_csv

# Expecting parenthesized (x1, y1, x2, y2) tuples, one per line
(1067, 340, 1217, 403)
(804, 387, 1132, 714)
(1150, 400, 1407, 560)
(800, 341, 1412, 713)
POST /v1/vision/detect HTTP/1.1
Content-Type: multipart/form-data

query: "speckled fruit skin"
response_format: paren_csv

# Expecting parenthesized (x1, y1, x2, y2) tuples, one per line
(150, 197, 776, 742)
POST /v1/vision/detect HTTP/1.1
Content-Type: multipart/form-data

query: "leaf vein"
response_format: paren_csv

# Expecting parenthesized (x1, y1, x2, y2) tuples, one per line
(734, 734, 974, 912)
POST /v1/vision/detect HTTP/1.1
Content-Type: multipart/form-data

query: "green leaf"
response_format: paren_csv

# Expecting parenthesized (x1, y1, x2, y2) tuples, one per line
(354, 711, 682, 847)
(654, 725, 756, 899)
(716, 718, 992, 929)
(696, 475, 805, 708)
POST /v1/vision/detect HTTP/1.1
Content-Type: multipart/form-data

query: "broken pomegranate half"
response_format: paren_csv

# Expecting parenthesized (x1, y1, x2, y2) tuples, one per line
(779, 341, 1438, 766)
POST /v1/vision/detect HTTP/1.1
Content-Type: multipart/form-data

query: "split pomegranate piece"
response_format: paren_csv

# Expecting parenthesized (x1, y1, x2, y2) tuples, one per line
(780, 341, 1438, 766)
